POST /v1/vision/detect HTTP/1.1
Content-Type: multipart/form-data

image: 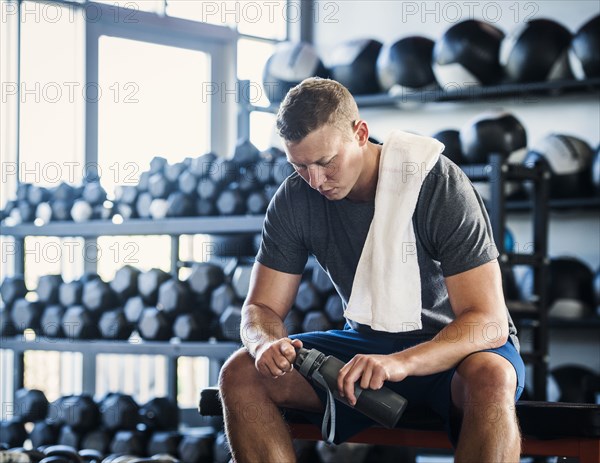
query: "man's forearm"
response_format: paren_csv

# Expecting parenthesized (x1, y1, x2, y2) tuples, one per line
(241, 303, 289, 358)
(396, 309, 509, 377)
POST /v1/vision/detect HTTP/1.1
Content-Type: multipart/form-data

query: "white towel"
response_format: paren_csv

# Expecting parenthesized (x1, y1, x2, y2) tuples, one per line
(344, 131, 444, 332)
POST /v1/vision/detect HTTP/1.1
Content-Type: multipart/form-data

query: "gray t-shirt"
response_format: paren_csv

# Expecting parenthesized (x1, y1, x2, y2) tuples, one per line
(257, 155, 519, 349)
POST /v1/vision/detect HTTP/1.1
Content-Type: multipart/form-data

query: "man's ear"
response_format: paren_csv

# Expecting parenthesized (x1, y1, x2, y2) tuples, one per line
(355, 120, 369, 146)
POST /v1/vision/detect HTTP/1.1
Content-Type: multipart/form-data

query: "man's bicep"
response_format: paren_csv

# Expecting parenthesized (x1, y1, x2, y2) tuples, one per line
(245, 262, 303, 320)
(444, 260, 508, 329)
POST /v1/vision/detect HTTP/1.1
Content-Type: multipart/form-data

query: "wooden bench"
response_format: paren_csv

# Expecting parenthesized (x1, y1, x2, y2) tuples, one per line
(199, 387, 600, 462)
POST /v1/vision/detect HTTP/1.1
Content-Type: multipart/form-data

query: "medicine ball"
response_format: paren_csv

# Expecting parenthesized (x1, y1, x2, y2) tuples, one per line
(460, 112, 527, 201)
(524, 134, 595, 199)
(569, 15, 600, 79)
(592, 145, 600, 194)
(550, 365, 599, 403)
(519, 257, 595, 319)
(500, 19, 573, 83)
(263, 42, 329, 104)
(432, 129, 465, 164)
(433, 20, 504, 88)
(376, 36, 437, 93)
(328, 38, 383, 95)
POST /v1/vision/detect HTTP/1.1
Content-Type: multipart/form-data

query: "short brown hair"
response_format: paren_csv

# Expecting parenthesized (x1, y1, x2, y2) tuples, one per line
(276, 77, 359, 143)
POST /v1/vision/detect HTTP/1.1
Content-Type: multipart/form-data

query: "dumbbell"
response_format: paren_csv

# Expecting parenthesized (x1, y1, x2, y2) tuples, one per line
(186, 263, 225, 303)
(272, 156, 294, 185)
(61, 305, 101, 339)
(178, 170, 198, 196)
(196, 178, 221, 202)
(11, 298, 44, 332)
(245, 190, 269, 215)
(137, 307, 172, 341)
(284, 310, 303, 335)
(312, 266, 334, 294)
(147, 432, 181, 457)
(82, 279, 118, 313)
(1, 275, 28, 306)
(79, 449, 105, 463)
(165, 192, 195, 218)
(0, 307, 18, 337)
(123, 296, 149, 325)
(216, 187, 246, 216)
(178, 433, 215, 463)
(30, 420, 61, 448)
(231, 264, 253, 300)
(138, 269, 171, 306)
(148, 173, 175, 199)
(14, 388, 49, 422)
(100, 393, 139, 431)
(136, 192, 153, 219)
(172, 312, 213, 342)
(209, 158, 239, 186)
(81, 429, 112, 454)
(99, 309, 133, 340)
(233, 139, 261, 166)
(294, 281, 322, 313)
(110, 266, 140, 301)
(212, 432, 231, 463)
(210, 284, 237, 317)
(324, 294, 345, 324)
(219, 305, 242, 342)
(37, 274, 64, 305)
(59, 274, 101, 308)
(157, 279, 192, 317)
(0, 419, 28, 448)
(164, 162, 187, 183)
(138, 397, 179, 432)
(302, 311, 332, 332)
(189, 152, 217, 178)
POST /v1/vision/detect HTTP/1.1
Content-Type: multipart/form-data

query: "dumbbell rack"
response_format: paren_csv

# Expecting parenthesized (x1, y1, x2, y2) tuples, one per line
(0, 215, 264, 425)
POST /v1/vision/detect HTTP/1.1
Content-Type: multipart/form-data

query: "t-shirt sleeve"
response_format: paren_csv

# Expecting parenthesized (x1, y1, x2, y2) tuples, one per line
(256, 181, 309, 275)
(417, 162, 499, 277)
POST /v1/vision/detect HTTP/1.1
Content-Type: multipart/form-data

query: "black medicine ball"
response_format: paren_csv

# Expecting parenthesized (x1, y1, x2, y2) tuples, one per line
(460, 112, 527, 164)
(328, 38, 383, 95)
(432, 129, 466, 165)
(263, 42, 328, 104)
(569, 15, 600, 79)
(433, 20, 504, 87)
(376, 36, 437, 92)
(500, 19, 573, 83)
(524, 134, 595, 199)
(520, 257, 595, 319)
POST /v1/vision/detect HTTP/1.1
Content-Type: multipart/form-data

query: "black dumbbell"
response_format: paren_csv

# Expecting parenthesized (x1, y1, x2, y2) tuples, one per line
(178, 170, 198, 196)
(157, 279, 192, 317)
(149, 199, 169, 219)
(164, 162, 187, 183)
(28, 185, 51, 205)
(231, 264, 253, 300)
(245, 190, 269, 215)
(30, 420, 61, 448)
(294, 282, 322, 313)
(195, 198, 216, 216)
(173, 312, 213, 342)
(78, 449, 105, 463)
(37, 275, 64, 305)
(216, 188, 246, 216)
(196, 178, 221, 202)
(14, 388, 49, 422)
(238, 169, 260, 194)
(138, 269, 171, 306)
(61, 305, 101, 339)
(148, 174, 174, 199)
(233, 139, 260, 166)
(186, 263, 225, 301)
(138, 397, 179, 432)
(17, 201, 36, 222)
(210, 284, 237, 317)
(147, 431, 182, 457)
(138, 171, 152, 192)
(71, 200, 95, 223)
(82, 279, 117, 313)
(123, 296, 149, 325)
(81, 428, 112, 454)
(110, 430, 148, 456)
(324, 294, 344, 324)
(166, 192, 195, 218)
(209, 158, 239, 185)
(11, 298, 44, 332)
(219, 305, 242, 342)
(149, 156, 168, 174)
(302, 311, 331, 332)
(0, 419, 28, 447)
(178, 433, 215, 463)
(137, 307, 172, 341)
(41, 445, 84, 463)
(115, 185, 139, 206)
(58, 425, 83, 448)
(312, 266, 334, 295)
(252, 157, 274, 185)
(51, 199, 75, 222)
(100, 393, 139, 431)
(62, 395, 100, 431)
(212, 432, 231, 463)
(1, 275, 28, 306)
(136, 192, 153, 219)
(59, 281, 83, 307)
(99, 309, 133, 340)
(0, 307, 17, 336)
(110, 266, 140, 301)
(284, 310, 303, 335)
(189, 152, 217, 178)
(82, 182, 107, 206)
(272, 156, 294, 185)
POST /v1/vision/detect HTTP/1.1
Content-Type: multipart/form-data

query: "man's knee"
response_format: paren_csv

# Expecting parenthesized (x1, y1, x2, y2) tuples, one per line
(455, 352, 517, 402)
(219, 348, 256, 395)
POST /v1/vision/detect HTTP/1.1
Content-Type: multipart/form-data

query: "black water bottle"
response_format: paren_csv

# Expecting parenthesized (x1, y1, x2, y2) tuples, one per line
(294, 347, 408, 429)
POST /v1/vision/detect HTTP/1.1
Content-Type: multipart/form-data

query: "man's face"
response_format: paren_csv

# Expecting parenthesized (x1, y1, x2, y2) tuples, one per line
(284, 123, 364, 201)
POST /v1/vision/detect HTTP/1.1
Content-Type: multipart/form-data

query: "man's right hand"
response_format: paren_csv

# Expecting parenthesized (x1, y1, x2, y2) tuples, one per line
(255, 338, 303, 379)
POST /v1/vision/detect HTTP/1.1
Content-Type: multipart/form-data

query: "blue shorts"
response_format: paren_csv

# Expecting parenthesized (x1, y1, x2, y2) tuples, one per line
(289, 326, 525, 446)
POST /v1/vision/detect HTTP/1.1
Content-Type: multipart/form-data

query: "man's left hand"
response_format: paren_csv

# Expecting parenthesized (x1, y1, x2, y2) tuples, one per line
(337, 353, 408, 406)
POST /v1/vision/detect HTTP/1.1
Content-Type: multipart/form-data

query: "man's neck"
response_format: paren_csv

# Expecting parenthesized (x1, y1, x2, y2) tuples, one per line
(347, 142, 382, 202)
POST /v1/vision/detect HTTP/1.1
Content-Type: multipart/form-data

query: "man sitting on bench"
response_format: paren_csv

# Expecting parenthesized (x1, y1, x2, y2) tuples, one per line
(218, 77, 526, 463)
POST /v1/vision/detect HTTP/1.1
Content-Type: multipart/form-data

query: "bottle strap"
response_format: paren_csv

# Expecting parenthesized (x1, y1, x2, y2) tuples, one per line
(312, 371, 336, 445)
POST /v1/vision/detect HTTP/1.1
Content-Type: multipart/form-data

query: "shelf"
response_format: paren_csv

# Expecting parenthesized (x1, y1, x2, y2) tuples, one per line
(0, 337, 240, 357)
(505, 196, 600, 212)
(515, 317, 600, 330)
(0, 215, 264, 238)
(247, 78, 600, 113)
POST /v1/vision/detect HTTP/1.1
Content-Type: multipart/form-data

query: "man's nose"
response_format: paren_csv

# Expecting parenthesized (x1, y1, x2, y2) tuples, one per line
(307, 165, 325, 190)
